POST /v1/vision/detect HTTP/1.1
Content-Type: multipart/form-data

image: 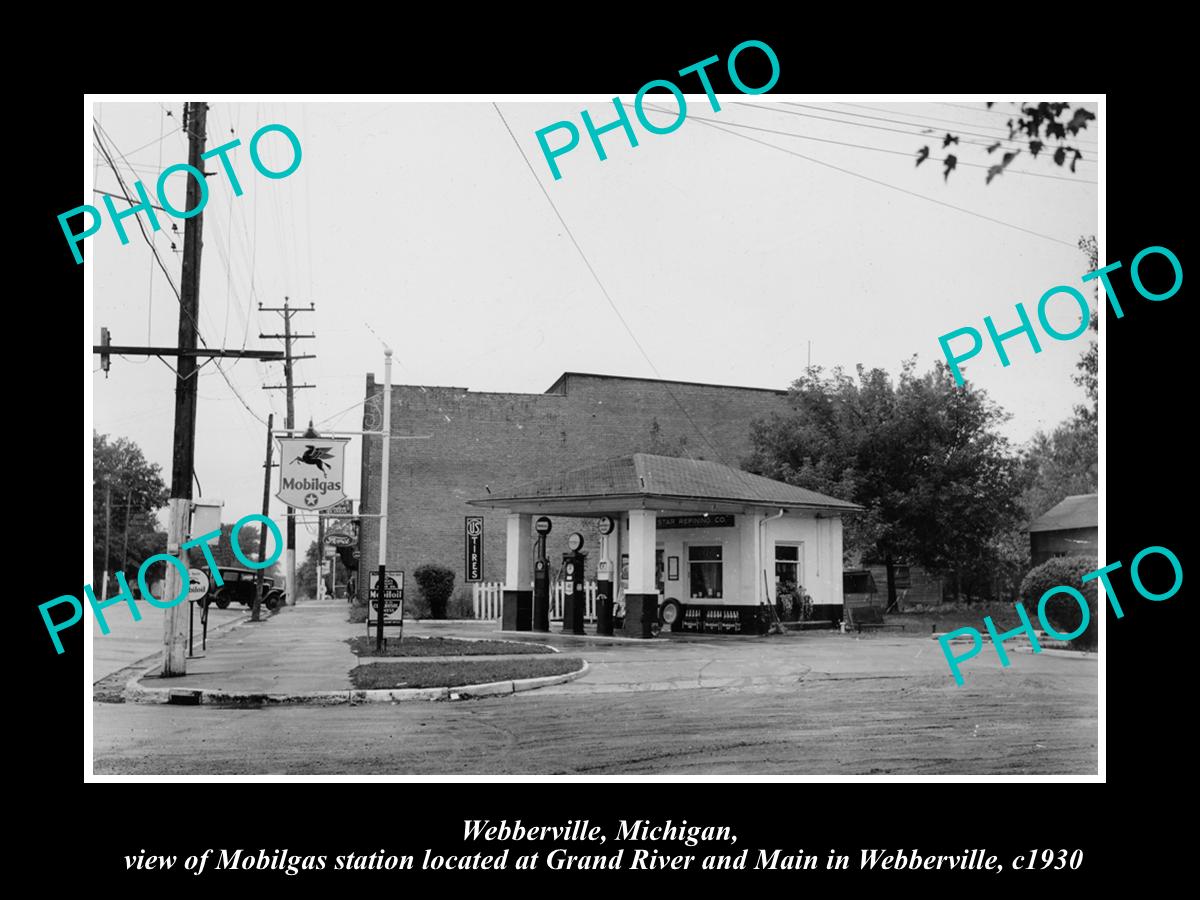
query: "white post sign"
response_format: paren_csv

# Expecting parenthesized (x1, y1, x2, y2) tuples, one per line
(276, 437, 351, 511)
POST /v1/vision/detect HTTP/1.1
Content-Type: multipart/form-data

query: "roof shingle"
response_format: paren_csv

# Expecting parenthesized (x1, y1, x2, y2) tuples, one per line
(475, 453, 860, 511)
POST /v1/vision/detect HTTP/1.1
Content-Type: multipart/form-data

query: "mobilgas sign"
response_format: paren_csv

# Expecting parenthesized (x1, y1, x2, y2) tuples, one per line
(276, 437, 350, 510)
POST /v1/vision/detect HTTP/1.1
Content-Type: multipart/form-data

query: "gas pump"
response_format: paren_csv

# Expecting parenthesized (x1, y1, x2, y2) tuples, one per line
(562, 531, 587, 635)
(533, 516, 552, 632)
(595, 516, 615, 636)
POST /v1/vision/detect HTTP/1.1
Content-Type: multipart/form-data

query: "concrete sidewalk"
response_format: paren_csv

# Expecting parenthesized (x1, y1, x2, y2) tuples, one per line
(135, 600, 360, 695)
(128, 604, 586, 701)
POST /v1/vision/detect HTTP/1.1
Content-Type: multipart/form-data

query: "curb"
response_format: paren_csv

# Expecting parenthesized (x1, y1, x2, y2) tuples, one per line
(1013, 646, 1098, 659)
(932, 631, 1077, 652)
(123, 660, 590, 705)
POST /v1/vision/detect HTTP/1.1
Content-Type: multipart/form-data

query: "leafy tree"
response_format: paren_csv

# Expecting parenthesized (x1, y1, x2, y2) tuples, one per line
(1073, 235, 1099, 426)
(185, 521, 281, 581)
(297, 537, 351, 600)
(744, 359, 1025, 607)
(93, 432, 169, 591)
(1018, 234, 1099, 523)
(915, 102, 1095, 184)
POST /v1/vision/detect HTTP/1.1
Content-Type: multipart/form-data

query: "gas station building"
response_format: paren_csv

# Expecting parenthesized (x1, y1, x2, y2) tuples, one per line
(468, 453, 860, 638)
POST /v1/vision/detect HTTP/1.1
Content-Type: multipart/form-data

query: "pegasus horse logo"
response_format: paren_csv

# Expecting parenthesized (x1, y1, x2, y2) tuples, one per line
(292, 445, 335, 475)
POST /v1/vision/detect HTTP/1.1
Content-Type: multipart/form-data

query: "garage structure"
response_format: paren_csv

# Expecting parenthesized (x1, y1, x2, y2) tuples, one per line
(468, 453, 860, 637)
(1028, 493, 1098, 567)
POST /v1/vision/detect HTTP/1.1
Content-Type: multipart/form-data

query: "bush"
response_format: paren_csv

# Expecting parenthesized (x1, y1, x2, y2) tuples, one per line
(413, 564, 456, 619)
(775, 581, 814, 622)
(1018, 555, 1098, 650)
(447, 585, 475, 619)
(404, 593, 430, 620)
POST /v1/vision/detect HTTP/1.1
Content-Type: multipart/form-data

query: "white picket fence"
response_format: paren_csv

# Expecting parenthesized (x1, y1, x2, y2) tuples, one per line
(471, 581, 599, 622)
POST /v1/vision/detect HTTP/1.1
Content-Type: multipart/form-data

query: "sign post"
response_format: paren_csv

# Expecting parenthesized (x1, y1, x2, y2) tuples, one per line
(369, 568, 405, 652)
(186, 568, 210, 658)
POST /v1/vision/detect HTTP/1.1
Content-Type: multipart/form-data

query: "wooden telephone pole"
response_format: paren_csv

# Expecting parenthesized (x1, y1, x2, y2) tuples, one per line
(252, 413, 275, 622)
(92, 101, 284, 676)
(161, 100, 207, 676)
(260, 299, 315, 605)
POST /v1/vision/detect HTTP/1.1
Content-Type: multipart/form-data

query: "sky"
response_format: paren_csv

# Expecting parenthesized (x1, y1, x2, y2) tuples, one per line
(88, 96, 1099, 563)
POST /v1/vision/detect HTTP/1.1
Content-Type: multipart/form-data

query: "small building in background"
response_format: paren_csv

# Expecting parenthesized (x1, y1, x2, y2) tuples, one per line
(1028, 493, 1098, 567)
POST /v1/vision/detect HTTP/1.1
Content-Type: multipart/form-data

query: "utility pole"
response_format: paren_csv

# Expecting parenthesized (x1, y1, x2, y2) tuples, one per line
(252, 413, 274, 622)
(101, 485, 112, 603)
(260, 299, 315, 606)
(119, 489, 133, 580)
(90, 102, 285, 676)
(317, 491, 326, 601)
(376, 347, 393, 651)
(162, 100, 208, 677)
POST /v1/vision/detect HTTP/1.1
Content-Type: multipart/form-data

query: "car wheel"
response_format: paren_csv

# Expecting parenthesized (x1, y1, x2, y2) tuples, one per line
(214, 591, 231, 610)
(658, 599, 683, 631)
(265, 593, 279, 611)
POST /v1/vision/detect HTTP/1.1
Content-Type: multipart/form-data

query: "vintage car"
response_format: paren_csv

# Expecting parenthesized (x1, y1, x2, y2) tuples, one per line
(204, 567, 285, 610)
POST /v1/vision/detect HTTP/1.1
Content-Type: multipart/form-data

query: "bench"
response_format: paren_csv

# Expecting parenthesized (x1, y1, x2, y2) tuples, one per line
(846, 606, 907, 634)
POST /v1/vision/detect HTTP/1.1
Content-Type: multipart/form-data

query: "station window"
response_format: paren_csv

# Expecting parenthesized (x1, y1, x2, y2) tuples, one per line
(775, 543, 801, 594)
(689, 545, 723, 600)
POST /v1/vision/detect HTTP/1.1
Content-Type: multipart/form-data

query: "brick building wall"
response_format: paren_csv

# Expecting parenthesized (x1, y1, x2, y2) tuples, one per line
(355, 372, 790, 598)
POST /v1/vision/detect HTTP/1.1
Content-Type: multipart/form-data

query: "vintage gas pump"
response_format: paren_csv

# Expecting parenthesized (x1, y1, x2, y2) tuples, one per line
(595, 516, 615, 636)
(561, 531, 587, 635)
(533, 516, 552, 632)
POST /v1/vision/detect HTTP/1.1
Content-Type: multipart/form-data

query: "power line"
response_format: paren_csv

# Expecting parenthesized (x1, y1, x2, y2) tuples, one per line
(940, 101, 1037, 118)
(92, 126, 185, 306)
(842, 102, 1098, 147)
(492, 102, 740, 469)
(647, 105, 1096, 184)
(122, 123, 185, 158)
(746, 102, 1098, 159)
(94, 120, 271, 427)
(660, 109, 1077, 248)
(823, 102, 1097, 147)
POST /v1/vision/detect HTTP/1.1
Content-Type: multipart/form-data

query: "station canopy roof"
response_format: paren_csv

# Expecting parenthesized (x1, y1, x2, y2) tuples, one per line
(468, 453, 862, 517)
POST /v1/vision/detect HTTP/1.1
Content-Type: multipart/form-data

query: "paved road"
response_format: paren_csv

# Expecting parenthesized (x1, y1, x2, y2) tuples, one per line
(92, 601, 249, 681)
(93, 630, 1097, 775)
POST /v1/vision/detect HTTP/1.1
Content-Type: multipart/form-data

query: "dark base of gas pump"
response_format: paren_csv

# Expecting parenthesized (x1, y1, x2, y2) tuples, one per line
(595, 577, 614, 636)
(533, 577, 550, 632)
(562, 589, 586, 635)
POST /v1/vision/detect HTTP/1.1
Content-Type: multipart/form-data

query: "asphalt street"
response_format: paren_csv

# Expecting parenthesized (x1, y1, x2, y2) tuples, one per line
(93, 625, 1097, 775)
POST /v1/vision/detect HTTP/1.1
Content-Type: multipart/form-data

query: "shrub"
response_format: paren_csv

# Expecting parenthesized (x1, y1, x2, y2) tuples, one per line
(404, 593, 430, 620)
(447, 585, 475, 619)
(413, 564, 456, 619)
(1017, 556, 1098, 650)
